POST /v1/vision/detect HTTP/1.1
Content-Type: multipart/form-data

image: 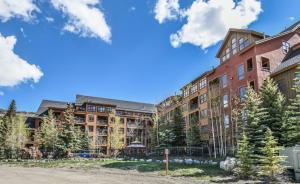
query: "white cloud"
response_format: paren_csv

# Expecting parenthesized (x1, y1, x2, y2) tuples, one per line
(0, 91, 4, 96)
(154, 0, 180, 24)
(129, 6, 136, 12)
(167, 0, 262, 49)
(45, 16, 54, 23)
(0, 0, 39, 22)
(51, 0, 111, 43)
(0, 33, 43, 87)
(289, 16, 295, 21)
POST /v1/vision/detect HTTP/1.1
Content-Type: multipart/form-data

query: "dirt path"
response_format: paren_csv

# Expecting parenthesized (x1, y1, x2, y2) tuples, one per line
(0, 166, 204, 184)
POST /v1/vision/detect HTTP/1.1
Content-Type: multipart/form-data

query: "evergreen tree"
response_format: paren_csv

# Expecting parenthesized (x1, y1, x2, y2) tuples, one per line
(56, 104, 80, 158)
(171, 107, 185, 146)
(40, 109, 58, 152)
(235, 132, 255, 179)
(259, 128, 284, 180)
(80, 129, 91, 151)
(284, 70, 300, 146)
(186, 114, 201, 147)
(0, 100, 17, 147)
(243, 86, 265, 160)
(260, 78, 286, 145)
(158, 120, 175, 147)
(150, 113, 160, 148)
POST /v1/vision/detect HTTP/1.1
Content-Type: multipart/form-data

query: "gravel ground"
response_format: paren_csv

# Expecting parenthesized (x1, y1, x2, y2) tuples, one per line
(0, 166, 206, 184)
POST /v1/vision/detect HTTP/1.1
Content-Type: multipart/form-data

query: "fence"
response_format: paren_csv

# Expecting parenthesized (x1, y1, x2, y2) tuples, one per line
(148, 146, 210, 159)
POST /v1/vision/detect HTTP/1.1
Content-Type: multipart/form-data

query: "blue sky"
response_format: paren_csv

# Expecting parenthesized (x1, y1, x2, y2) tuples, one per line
(0, 0, 299, 112)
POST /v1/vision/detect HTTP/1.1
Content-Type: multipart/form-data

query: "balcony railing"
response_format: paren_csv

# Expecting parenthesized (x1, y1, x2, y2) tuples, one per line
(97, 120, 108, 126)
(75, 118, 85, 124)
(97, 130, 108, 136)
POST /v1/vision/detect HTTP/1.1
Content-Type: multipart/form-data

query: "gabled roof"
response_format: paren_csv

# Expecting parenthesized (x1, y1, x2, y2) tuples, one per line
(256, 21, 300, 45)
(36, 100, 69, 115)
(271, 46, 300, 76)
(216, 28, 265, 58)
(76, 95, 156, 113)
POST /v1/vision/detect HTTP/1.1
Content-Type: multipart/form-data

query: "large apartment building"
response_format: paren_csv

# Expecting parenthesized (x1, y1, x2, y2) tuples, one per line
(33, 95, 155, 154)
(158, 21, 300, 156)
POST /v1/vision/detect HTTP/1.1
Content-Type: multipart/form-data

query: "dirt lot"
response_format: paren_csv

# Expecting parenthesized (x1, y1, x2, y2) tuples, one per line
(0, 165, 204, 184)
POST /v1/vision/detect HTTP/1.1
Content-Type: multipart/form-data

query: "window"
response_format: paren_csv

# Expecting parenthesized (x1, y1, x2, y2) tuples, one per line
(223, 94, 229, 108)
(200, 109, 208, 119)
(294, 73, 300, 86)
(282, 41, 290, 54)
(182, 104, 188, 112)
(191, 84, 198, 94)
(250, 81, 255, 90)
(239, 87, 246, 101)
(199, 93, 207, 104)
(88, 115, 94, 122)
(238, 64, 245, 80)
(199, 78, 207, 89)
(225, 47, 231, 60)
(231, 38, 237, 55)
(183, 90, 189, 98)
(200, 125, 208, 134)
(89, 126, 94, 132)
(224, 114, 230, 128)
(261, 57, 270, 71)
(106, 107, 112, 113)
(98, 106, 105, 112)
(87, 105, 96, 112)
(247, 58, 253, 71)
(221, 55, 226, 62)
(239, 37, 250, 50)
(221, 74, 228, 88)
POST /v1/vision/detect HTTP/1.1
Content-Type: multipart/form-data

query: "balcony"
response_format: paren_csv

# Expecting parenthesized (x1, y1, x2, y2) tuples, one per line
(75, 117, 85, 124)
(97, 120, 108, 126)
(189, 104, 198, 111)
(127, 121, 143, 128)
(97, 130, 108, 136)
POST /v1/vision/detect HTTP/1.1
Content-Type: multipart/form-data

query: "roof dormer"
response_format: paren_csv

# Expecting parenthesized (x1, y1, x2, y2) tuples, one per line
(216, 29, 265, 63)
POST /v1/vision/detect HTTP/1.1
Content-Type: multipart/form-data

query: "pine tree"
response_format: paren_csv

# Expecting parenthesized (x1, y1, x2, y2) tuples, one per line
(56, 104, 80, 158)
(259, 128, 284, 180)
(260, 78, 286, 145)
(235, 132, 255, 179)
(158, 120, 175, 147)
(284, 70, 300, 146)
(0, 100, 17, 147)
(171, 107, 185, 146)
(40, 109, 57, 153)
(243, 86, 265, 160)
(80, 129, 91, 151)
(186, 114, 201, 147)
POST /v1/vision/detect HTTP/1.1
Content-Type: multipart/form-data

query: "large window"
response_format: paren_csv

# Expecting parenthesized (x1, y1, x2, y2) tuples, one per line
(223, 94, 229, 108)
(238, 64, 245, 80)
(221, 74, 228, 88)
(282, 41, 290, 54)
(200, 125, 209, 134)
(225, 47, 230, 60)
(294, 73, 300, 87)
(231, 38, 237, 55)
(106, 107, 112, 113)
(87, 105, 96, 112)
(191, 84, 198, 94)
(239, 37, 250, 50)
(199, 78, 207, 89)
(239, 87, 246, 101)
(200, 109, 208, 119)
(199, 93, 207, 104)
(98, 106, 105, 112)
